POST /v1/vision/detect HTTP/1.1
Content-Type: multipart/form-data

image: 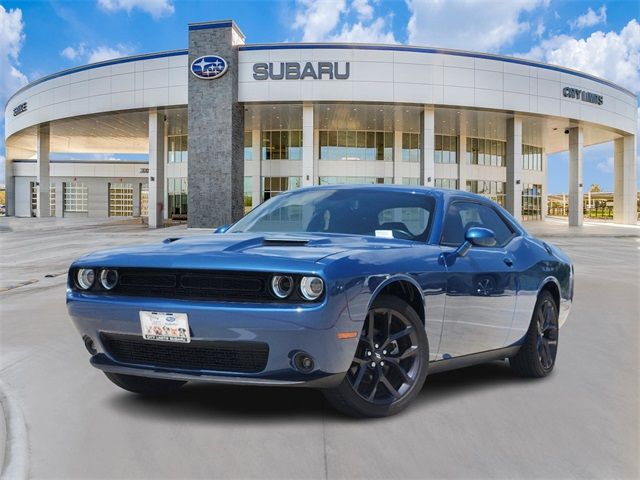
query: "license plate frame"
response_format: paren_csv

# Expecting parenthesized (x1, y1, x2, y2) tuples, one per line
(139, 311, 191, 343)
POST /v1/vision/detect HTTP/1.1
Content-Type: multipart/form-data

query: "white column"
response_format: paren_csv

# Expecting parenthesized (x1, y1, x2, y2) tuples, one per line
(132, 182, 141, 217)
(313, 128, 320, 185)
(148, 108, 165, 228)
(251, 128, 262, 207)
(568, 127, 584, 226)
(302, 102, 314, 187)
(54, 179, 64, 217)
(506, 116, 523, 221)
(36, 123, 51, 218)
(421, 105, 435, 186)
(613, 135, 637, 225)
(393, 130, 403, 183)
(541, 150, 548, 220)
(5, 146, 15, 217)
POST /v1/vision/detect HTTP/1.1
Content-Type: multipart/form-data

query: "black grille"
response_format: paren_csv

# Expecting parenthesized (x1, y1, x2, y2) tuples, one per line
(112, 268, 272, 301)
(101, 333, 269, 373)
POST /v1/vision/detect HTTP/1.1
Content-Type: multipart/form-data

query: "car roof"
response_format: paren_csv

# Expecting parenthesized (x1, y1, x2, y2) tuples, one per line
(293, 183, 484, 202)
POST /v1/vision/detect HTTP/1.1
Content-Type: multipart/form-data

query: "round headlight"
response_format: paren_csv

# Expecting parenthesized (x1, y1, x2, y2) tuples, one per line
(271, 275, 294, 299)
(300, 276, 324, 301)
(100, 269, 118, 290)
(76, 269, 95, 290)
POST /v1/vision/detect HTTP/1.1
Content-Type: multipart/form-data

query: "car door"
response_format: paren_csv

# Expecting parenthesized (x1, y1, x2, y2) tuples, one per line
(437, 200, 518, 359)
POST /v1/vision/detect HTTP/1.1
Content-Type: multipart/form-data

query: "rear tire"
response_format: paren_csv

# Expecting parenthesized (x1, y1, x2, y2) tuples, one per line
(323, 295, 429, 418)
(104, 372, 186, 395)
(509, 290, 559, 378)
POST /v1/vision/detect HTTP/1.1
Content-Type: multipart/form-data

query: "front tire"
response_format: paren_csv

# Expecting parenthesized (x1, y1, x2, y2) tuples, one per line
(104, 372, 186, 395)
(509, 290, 559, 377)
(323, 295, 429, 418)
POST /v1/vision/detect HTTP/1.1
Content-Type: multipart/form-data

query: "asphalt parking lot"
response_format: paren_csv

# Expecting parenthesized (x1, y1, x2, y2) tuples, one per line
(1, 217, 638, 479)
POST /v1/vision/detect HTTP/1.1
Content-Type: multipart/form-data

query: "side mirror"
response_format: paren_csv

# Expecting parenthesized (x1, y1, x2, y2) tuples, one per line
(465, 227, 497, 247)
(453, 227, 496, 258)
(213, 224, 230, 234)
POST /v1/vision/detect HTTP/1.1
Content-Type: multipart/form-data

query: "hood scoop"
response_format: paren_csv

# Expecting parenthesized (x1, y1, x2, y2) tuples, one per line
(262, 237, 310, 247)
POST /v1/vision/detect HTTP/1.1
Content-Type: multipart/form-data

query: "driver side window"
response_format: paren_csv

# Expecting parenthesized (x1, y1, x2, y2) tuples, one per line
(441, 201, 514, 246)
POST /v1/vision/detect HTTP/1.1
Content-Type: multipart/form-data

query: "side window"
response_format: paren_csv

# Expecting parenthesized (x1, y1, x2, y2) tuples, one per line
(441, 201, 515, 246)
(378, 207, 431, 237)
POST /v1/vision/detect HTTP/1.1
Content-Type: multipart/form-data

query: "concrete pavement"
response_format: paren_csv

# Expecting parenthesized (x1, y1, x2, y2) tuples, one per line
(0, 218, 638, 479)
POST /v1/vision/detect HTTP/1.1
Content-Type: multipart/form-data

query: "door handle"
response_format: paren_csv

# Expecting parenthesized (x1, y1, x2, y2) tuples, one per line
(503, 257, 513, 267)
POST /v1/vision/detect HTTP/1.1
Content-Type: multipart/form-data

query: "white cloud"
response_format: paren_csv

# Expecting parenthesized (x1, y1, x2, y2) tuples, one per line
(87, 44, 134, 63)
(406, 0, 544, 52)
(520, 19, 640, 93)
(97, 0, 174, 19)
(330, 17, 397, 43)
(293, 0, 348, 42)
(570, 5, 606, 30)
(597, 156, 613, 173)
(292, 0, 396, 43)
(0, 5, 28, 101)
(61, 43, 86, 60)
(352, 0, 374, 21)
(60, 43, 134, 64)
(534, 18, 545, 38)
(1, 5, 28, 185)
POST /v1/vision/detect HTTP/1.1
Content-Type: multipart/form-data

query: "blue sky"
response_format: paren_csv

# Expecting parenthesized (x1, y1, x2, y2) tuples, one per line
(1, 0, 639, 192)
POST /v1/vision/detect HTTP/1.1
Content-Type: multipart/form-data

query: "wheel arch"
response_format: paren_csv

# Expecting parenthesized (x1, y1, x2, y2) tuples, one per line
(367, 275, 425, 325)
(538, 276, 561, 311)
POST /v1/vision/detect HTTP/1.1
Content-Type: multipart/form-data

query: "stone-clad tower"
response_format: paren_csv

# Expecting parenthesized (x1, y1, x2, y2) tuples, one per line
(187, 20, 245, 228)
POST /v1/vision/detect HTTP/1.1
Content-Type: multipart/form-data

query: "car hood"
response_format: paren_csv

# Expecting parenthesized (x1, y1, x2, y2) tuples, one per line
(71, 232, 414, 271)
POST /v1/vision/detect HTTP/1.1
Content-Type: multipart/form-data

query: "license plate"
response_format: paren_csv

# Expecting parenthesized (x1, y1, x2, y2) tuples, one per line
(139, 311, 190, 343)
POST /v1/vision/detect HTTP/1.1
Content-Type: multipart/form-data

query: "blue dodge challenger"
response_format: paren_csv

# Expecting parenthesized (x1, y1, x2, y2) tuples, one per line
(67, 185, 573, 417)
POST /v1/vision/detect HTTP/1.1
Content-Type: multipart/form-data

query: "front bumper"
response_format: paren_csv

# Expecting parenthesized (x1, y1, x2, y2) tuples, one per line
(67, 290, 359, 387)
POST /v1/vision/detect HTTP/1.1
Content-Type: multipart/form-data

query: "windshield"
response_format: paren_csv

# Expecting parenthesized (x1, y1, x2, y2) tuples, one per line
(228, 188, 436, 241)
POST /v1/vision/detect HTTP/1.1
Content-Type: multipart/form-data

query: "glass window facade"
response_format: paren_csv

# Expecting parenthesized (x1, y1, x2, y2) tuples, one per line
(402, 177, 420, 186)
(522, 183, 542, 221)
(167, 177, 188, 217)
(466, 180, 506, 207)
(244, 176, 252, 210)
(318, 177, 393, 185)
(522, 144, 542, 171)
(263, 176, 301, 200)
(30, 182, 56, 216)
(64, 182, 88, 213)
(244, 131, 252, 161)
(168, 134, 188, 163)
(262, 130, 302, 160)
(434, 178, 458, 189)
(466, 137, 506, 166)
(50, 184, 56, 216)
(435, 135, 458, 164)
(402, 132, 420, 162)
(30, 183, 36, 216)
(108, 183, 133, 217)
(140, 184, 149, 217)
(319, 130, 393, 161)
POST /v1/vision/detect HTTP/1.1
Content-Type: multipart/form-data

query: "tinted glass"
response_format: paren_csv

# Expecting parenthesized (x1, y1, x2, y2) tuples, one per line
(441, 201, 514, 246)
(229, 189, 435, 241)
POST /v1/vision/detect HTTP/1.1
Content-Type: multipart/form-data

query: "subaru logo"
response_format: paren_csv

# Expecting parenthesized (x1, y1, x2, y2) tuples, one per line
(190, 55, 228, 80)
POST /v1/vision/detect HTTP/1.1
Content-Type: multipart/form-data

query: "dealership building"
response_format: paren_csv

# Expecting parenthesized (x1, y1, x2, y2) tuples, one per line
(3, 19, 637, 228)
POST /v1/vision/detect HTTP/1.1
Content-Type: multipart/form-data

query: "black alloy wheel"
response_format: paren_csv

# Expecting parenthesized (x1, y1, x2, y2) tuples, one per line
(509, 290, 559, 377)
(536, 298, 559, 370)
(323, 295, 429, 417)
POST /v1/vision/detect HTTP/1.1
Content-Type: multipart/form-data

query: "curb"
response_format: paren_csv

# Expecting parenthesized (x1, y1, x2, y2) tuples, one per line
(0, 382, 28, 480)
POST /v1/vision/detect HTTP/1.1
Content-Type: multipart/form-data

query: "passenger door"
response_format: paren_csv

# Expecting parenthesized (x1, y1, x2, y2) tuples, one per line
(437, 201, 518, 358)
